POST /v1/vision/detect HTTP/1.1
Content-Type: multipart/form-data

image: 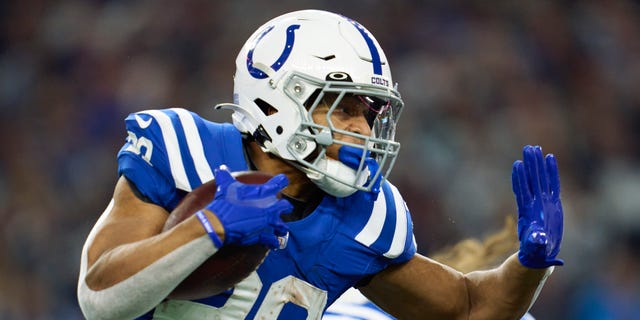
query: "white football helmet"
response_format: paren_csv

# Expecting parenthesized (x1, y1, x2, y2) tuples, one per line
(216, 9, 403, 197)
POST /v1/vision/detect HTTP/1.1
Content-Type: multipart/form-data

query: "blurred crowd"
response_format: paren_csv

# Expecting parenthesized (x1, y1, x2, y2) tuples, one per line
(1, 0, 639, 319)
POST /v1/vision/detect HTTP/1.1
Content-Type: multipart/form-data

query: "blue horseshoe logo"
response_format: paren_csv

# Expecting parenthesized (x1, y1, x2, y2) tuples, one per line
(246, 24, 301, 79)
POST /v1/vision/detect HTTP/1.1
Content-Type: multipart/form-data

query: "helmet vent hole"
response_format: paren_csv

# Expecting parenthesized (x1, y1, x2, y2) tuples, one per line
(254, 98, 278, 116)
(276, 126, 283, 134)
(315, 54, 336, 61)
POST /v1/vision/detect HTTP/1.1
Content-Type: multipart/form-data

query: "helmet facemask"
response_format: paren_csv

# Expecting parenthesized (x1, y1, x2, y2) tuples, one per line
(281, 71, 403, 195)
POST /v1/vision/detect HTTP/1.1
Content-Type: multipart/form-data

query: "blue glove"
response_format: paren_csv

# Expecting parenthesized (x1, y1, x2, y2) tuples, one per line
(206, 166, 292, 249)
(338, 146, 382, 201)
(512, 145, 564, 268)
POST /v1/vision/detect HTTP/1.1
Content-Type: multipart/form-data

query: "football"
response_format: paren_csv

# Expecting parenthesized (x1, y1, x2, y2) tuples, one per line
(162, 171, 275, 300)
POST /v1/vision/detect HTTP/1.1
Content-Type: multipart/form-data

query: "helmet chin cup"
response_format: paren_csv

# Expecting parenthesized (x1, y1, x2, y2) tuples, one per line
(305, 157, 365, 198)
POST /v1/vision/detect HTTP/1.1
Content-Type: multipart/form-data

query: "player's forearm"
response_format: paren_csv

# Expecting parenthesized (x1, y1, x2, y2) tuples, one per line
(84, 213, 222, 289)
(78, 234, 217, 319)
(78, 212, 224, 319)
(464, 253, 552, 320)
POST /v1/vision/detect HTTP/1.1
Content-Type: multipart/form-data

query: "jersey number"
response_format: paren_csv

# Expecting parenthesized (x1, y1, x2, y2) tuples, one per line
(153, 272, 328, 319)
(126, 131, 153, 165)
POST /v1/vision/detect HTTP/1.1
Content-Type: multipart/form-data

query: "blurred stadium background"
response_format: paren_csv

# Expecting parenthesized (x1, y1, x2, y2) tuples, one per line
(1, 0, 639, 319)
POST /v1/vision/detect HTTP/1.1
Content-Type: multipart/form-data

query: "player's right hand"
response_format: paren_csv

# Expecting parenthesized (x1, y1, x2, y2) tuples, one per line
(205, 165, 292, 249)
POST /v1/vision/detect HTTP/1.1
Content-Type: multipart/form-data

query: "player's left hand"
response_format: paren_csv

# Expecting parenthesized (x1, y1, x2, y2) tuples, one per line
(512, 145, 564, 269)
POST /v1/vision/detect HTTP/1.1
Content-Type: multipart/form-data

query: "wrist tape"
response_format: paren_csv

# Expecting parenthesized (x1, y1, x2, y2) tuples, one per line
(196, 210, 223, 248)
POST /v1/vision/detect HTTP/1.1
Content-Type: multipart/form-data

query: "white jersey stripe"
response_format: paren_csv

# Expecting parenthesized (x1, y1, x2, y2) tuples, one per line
(384, 183, 407, 258)
(355, 189, 387, 246)
(143, 110, 191, 191)
(171, 108, 214, 183)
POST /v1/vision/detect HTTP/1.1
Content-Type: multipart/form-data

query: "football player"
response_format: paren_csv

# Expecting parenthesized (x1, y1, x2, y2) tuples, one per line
(77, 9, 564, 319)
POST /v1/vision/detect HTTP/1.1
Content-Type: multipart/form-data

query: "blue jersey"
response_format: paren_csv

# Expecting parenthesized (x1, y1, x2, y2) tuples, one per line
(117, 108, 417, 319)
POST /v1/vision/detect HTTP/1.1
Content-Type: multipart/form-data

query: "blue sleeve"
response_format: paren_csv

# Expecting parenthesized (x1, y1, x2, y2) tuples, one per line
(116, 108, 248, 211)
(117, 110, 182, 210)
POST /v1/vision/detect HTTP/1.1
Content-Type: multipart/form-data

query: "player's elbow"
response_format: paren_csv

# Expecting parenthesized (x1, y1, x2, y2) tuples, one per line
(77, 277, 141, 320)
(78, 280, 112, 320)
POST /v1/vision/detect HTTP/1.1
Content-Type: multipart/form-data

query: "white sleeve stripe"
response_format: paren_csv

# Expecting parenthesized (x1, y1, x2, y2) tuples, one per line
(142, 110, 191, 191)
(171, 108, 214, 183)
(384, 183, 408, 258)
(355, 190, 387, 246)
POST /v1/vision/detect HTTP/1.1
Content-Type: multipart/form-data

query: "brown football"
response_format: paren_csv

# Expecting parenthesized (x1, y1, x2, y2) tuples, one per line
(162, 171, 274, 300)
